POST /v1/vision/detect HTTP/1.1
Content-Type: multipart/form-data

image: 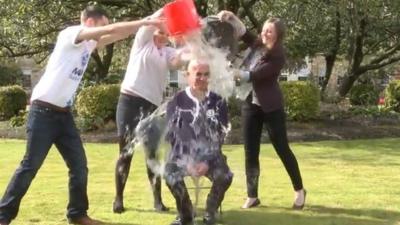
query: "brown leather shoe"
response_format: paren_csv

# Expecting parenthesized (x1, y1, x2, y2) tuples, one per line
(68, 215, 103, 225)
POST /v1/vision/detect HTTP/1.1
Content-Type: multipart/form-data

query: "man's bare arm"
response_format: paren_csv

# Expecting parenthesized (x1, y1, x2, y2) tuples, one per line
(75, 18, 165, 48)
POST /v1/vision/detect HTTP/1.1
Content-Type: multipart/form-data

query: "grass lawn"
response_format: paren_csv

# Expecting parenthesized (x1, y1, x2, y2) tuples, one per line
(0, 138, 399, 225)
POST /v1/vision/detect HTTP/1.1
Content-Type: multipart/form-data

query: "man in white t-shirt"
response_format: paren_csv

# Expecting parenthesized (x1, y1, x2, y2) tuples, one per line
(113, 9, 184, 214)
(0, 5, 165, 225)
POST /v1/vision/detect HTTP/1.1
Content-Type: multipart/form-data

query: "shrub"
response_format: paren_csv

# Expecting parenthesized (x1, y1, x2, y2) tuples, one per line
(0, 85, 27, 120)
(75, 84, 120, 131)
(9, 109, 28, 127)
(281, 81, 320, 121)
(0, 65, 23, 86)
(349, 83, 380, 106)
(226, 96, 241, 129)
(349, 105, 391, 118)
(384, 80, 400, 112)
(102, 74, 123, 84)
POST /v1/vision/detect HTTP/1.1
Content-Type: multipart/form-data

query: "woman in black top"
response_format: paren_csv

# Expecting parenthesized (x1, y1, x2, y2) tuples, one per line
(218, 10, 306, 210)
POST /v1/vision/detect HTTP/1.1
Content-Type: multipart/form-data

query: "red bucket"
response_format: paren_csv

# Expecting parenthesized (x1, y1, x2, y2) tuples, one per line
(163, 0, 201, 36)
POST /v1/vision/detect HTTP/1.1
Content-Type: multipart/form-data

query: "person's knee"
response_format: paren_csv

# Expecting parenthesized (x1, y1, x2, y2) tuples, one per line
(20, 158, 42, 174)
(163, 163, 184, 187)
(215, 170, 233, 189)
(117, 151, 133, 166)
(224, 172, 233, 187)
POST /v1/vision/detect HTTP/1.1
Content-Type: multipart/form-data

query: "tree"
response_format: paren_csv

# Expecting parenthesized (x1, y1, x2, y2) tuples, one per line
(235, 0, 400, 98)
(0, 0, 170, 83)
(3, 0, 399, 95)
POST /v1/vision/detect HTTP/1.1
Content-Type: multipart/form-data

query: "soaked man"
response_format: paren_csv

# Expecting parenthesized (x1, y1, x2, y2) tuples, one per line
(164, 59, 233, 225)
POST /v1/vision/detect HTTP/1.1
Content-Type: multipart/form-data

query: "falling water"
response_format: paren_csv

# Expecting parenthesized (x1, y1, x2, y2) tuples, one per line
(125, 19, 249, 219)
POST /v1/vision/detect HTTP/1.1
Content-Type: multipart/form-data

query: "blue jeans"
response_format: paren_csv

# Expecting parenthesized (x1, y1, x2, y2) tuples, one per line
(0, 104, 88, 223)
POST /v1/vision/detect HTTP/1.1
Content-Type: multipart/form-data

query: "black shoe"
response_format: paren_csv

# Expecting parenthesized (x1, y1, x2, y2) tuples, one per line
(113, 200, 125, 213)
(170, 217, 193, 225)
(292, 189, 307, 210)
(203, 212, 217, 225)
(154, 202, 169, 212)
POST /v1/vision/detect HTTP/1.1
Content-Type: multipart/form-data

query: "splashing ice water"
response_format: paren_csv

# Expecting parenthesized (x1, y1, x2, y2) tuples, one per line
(179, 31, 235, 100)
(125, 20, 249, 216)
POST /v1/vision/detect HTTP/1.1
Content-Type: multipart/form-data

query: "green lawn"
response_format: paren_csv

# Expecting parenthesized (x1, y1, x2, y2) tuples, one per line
(0, 138, 399, 225)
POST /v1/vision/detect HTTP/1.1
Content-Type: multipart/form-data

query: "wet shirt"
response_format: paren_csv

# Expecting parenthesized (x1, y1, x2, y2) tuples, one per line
(166, 87, 228, 165)
(121, 11, 177, 106)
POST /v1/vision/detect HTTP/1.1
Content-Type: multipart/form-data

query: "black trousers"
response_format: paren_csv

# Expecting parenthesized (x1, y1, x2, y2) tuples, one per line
(114, 93, 163, 206)
(164, 154, 233, 224)
(242, 101, 303, 198)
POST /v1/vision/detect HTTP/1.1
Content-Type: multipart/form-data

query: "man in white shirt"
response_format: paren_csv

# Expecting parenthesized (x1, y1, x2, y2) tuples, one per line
(0, 5, 164, 225)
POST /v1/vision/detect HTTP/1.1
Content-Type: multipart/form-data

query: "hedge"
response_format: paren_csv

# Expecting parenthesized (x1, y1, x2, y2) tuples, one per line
(75, 84, 120, 130)
(384, 80, 400, 112)
(349, 83, 379, 106)
(0, 85, 27, 120)
(281, 81, 320, 121)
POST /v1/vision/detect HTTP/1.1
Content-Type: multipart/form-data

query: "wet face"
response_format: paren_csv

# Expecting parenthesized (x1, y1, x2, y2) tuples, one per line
(261, 22, 277, 49)
(186, 61, 210, 93)
(153, 29, 169, 48)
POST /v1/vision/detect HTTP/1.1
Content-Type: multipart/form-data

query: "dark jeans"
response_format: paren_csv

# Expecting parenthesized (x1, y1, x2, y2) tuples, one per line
(114, 94, 164, 208)
(242, 101, 303, 198)
(0, 104, 88, 223)
(164, 154, 233, 224)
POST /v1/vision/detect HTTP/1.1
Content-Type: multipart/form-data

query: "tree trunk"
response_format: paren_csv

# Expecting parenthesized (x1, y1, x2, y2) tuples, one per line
(338, 72, 358, 97)
(322, 7, 341, 93)
(321, 54, 335, 93)
(91, 43, 114, 83)
(239, 0, 261, 31)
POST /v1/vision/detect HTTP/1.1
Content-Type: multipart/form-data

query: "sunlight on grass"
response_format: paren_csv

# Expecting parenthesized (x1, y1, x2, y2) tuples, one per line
(0, 138, 399, 225)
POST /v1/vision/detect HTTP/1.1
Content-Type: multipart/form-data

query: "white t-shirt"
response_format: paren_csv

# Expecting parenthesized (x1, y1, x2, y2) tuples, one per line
(31, 25, 97, 107)
(121, 25, 176, 106)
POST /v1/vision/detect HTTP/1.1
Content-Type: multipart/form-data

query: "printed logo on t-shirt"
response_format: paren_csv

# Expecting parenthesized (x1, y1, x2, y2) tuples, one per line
(69, 50, 90, 81)
(206, 109, 216, 119)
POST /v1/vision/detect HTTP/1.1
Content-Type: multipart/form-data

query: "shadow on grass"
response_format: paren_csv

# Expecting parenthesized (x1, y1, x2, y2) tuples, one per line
(124, 207, 175, 215)
(219, 204, 400, 225)
(308, 205, 400, 220)
(100, 222, 139, 225)
(56, 218, 139, 225)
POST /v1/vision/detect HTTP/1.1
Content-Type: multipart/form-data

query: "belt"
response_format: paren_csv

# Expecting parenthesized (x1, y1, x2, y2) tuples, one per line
(31, 100, 70, 113)
(121, 89, 143, 97)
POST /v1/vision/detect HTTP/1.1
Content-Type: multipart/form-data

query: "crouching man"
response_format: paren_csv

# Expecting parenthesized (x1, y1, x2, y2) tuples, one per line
(164, 59, 233, 225)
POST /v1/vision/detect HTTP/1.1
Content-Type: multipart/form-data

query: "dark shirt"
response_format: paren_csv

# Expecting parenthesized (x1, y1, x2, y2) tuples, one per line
(166, 88, 228, 165)
(241, 30, 286, 112)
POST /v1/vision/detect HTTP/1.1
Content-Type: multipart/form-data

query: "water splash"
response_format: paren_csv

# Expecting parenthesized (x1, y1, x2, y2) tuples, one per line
(125, 21, 245, 216)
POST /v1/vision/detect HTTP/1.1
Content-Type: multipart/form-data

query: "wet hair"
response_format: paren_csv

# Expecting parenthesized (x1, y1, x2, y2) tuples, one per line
(187, 59, 209, 71)
(265, 17, 286, 43)
(185, 59, 210, 77)
(81, 5, 108, 21)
